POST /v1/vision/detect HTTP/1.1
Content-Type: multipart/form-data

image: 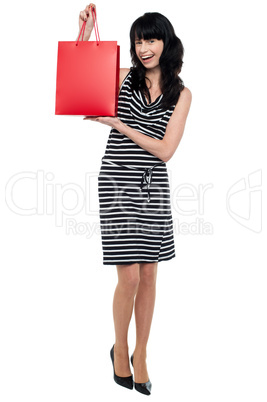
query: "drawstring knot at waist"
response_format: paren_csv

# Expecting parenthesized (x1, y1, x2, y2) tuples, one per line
(101, 158, 165, 202)
(139, 163, 164, 202)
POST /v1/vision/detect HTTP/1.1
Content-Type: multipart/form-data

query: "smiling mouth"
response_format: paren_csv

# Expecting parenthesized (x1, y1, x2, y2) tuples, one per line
(141, 55, 154, 61)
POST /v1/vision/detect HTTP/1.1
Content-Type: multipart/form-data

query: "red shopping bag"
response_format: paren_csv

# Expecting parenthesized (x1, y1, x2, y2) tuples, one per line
(55, 10, 120, 116)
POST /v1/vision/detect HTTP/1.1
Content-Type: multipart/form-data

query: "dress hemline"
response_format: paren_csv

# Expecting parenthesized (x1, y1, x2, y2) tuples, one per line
(101, 254, 176, 266)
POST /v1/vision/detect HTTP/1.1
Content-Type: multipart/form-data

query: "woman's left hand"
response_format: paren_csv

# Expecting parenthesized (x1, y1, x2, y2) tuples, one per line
(83, 116, 122, 130)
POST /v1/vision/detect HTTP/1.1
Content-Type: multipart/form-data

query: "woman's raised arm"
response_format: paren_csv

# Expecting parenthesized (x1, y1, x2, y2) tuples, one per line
(77, 3, 96, 41)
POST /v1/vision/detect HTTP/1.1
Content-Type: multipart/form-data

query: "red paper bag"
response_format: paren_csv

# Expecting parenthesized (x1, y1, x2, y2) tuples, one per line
(55, 14, 120, 116)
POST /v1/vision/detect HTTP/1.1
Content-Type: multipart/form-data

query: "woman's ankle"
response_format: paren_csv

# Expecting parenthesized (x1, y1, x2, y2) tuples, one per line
(133, 346, 147, 360)
(114, 342, 129, 355)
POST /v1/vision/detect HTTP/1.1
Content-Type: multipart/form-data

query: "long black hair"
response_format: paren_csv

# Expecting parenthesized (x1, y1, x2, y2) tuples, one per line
(130, 12, 184, 110)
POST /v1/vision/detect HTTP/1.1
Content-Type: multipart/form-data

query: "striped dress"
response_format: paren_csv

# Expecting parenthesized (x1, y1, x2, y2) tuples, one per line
(98, 70, 177, 266)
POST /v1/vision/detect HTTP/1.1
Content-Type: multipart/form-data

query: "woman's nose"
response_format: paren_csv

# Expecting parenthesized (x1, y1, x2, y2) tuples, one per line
(140, 42, 148, 53)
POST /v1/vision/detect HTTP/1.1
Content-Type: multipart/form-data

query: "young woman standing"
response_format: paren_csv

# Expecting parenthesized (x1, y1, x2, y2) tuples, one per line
(78, 4, 192, 395)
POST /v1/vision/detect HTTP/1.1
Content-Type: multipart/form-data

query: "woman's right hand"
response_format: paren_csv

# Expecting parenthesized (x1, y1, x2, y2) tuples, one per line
(78, 4, 96, 40)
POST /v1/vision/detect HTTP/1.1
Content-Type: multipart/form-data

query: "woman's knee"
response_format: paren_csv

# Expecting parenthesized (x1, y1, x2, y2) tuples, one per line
(139, 262, 158, 287)
(116, 263, 140, 293)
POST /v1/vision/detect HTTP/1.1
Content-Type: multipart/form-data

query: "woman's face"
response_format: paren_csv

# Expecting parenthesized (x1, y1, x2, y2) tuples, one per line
(135, 38, 164, 69)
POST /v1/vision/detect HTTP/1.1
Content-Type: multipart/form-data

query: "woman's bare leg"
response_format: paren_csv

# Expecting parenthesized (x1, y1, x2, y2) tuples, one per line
(133, 262, 158, 383)
(113, 263, 140, 377)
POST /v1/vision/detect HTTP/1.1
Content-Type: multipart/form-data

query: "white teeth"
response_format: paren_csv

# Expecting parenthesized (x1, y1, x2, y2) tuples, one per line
(142, 55, 153, 60)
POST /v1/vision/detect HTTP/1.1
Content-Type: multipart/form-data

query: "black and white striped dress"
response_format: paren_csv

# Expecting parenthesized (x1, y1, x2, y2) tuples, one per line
(98, 70, 177, 266)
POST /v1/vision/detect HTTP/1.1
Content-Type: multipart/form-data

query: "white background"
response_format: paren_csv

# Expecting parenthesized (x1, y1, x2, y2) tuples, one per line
(1, 0, 266, 401)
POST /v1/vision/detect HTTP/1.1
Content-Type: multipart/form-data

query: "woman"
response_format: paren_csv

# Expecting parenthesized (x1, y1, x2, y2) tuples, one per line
(78, 4, 192, 395)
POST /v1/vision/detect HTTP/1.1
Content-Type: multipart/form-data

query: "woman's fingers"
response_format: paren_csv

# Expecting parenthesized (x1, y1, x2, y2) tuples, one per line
(79, 10, 87, 22)
(88, 3, 96, 11)
(79, 4, 95, 20)
(79, 4, 96, 28)
(85, 3, 96, 16)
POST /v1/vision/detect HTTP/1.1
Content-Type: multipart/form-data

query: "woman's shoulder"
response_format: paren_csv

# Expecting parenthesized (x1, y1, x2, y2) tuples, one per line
(180, 86, 192, 101)
(119, 68, 131, 88)
(171, 86, 192, 116)
(174, 86, 192, 109)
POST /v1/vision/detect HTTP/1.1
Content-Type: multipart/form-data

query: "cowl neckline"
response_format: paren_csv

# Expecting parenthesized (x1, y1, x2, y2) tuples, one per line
(139, 90, 163, 109)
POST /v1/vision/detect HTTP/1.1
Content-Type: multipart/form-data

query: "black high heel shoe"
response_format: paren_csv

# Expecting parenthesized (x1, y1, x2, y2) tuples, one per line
(130, 354, 152, 396)
(110, 345, 133, 390)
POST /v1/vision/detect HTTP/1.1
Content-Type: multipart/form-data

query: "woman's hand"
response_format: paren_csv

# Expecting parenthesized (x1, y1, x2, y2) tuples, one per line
(83, 116, 124, 130)
(84, 87, 192, 162)
(78, 4, 96, 41)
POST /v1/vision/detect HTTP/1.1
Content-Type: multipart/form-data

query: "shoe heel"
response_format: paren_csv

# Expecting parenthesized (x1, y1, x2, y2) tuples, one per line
(110, 345, 133, 390)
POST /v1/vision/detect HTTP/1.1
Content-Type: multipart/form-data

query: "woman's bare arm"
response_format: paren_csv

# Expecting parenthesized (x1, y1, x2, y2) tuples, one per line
(85, 87, 192, 162)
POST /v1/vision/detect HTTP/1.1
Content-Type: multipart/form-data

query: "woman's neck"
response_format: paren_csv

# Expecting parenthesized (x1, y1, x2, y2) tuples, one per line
(145, 67, 162, 88)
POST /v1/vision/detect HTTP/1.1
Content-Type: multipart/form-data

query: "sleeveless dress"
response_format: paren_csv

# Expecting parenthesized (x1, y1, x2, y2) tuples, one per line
(98, 70, 177, 266)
